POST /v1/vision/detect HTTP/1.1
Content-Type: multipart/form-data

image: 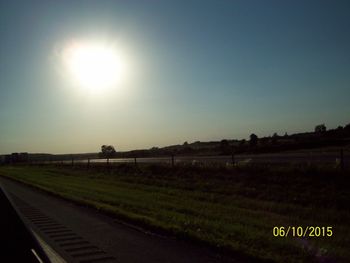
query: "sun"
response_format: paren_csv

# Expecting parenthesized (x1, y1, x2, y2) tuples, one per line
(63, 41, 122, 92)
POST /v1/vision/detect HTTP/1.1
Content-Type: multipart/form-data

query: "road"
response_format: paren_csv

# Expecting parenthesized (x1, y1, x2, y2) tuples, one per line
(0, 177, 238, 263)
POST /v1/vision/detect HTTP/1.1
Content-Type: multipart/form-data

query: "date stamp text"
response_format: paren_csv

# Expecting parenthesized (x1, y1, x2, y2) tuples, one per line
(272, 226, 333, 237)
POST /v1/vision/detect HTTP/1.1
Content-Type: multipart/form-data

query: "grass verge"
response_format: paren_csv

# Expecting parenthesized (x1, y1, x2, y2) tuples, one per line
(0, 164, 349, 263)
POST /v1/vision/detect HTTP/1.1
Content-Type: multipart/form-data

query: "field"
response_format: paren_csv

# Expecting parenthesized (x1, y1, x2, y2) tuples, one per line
(0, 164, 349, 263)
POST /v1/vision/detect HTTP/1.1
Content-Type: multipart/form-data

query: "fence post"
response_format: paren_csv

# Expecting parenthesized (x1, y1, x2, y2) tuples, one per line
(87, 158, 90, 170)
(134, 157, 137, 166)
(171, 154, 175, 168)
(340, 149, 344, 171)
(231, 153, 235, 166)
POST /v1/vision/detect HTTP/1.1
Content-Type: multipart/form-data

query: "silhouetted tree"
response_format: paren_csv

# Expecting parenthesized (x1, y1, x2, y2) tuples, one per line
(99, 145, 116, 158)
(236, 139, 246, 153)
(250, 134, 258, 147)
(315, 124, 327, 133)
(220, 139, 230, 154)
(344, 123, 350, 131)
(271, 133, 278, 144)
(260, 137, 269, 145)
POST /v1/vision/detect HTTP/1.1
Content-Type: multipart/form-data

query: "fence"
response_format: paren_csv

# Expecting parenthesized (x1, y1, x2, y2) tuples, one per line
(3, 150, 348, 170)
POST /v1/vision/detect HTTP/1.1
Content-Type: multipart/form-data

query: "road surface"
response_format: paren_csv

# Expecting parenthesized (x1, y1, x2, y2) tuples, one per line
(0, 177, 238, 263)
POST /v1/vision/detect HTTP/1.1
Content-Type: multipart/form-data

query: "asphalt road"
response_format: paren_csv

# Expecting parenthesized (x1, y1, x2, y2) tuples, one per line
(0, 177, 238, 263)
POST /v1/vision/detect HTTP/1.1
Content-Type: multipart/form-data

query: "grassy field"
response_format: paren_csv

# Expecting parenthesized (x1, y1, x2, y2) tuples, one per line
(0, 164, 349, 263)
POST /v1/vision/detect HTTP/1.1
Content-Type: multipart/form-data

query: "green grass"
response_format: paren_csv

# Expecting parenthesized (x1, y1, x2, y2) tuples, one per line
(0, 164, 349, 263)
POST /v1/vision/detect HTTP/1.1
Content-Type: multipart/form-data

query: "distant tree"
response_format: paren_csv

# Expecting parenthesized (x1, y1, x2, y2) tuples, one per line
(183, 141, 188, 146)
(149, 147, 159, 155)
(220, 139, 229, 147)
(271, 133, 278, 144)
(284, 132, 288, 137)
(236, 139, 246, 153)
(260, 137, 269, 145)
(99, 145, 116, 158)
(344, 123, 350, 131)
(220, 139, 230, 154)
(250, 134, 258, 147)
(314, 124, 327, 133)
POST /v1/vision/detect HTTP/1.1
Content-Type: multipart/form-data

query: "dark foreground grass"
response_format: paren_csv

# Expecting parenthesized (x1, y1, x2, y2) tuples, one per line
(0, 164, 349, 263)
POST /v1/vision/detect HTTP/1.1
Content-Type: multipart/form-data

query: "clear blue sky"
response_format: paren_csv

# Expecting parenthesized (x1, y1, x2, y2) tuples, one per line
(1, 0, 350, 154)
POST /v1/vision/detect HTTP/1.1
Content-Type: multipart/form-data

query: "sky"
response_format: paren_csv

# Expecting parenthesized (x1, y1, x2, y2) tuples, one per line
(1, 0, 350, 154)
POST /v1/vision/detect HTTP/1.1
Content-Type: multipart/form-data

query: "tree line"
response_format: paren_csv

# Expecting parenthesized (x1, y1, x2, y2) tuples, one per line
(99, 123, 350, 158)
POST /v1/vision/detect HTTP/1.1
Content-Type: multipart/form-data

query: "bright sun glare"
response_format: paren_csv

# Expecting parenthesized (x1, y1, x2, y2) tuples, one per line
(63, 41, 122, 92)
